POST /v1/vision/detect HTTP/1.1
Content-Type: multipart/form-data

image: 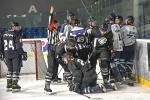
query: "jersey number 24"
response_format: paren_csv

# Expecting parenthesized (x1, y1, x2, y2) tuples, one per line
(4, 40, 15, 50)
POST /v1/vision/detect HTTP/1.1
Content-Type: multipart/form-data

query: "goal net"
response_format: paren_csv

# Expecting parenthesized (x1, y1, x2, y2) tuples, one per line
(0, 40, 47, 80)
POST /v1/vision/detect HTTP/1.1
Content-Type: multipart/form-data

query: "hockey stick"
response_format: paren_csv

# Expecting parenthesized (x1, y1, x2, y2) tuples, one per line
(74, 92, 103, 100)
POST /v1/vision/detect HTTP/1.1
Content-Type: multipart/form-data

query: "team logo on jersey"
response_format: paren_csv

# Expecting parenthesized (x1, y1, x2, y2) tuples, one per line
(97, 37, 107, 45)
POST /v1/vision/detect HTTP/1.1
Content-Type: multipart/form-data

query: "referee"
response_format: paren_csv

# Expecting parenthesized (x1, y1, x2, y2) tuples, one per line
(44, 6, 60, 93)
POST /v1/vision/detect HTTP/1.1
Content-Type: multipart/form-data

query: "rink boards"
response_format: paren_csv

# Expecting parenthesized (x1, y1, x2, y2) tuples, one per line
(135, 39, 150, 88)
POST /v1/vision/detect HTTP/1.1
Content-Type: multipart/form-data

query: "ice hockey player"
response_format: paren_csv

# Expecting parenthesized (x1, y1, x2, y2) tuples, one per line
(63, 52, 101, 94)
(120, 16, 137, 86)
(44, 6, 61, 94)
(11, 22, 27, 73)
(89, 23, 117, 91)
(0, 22, 25, 92)
(86, 17, 101, 68)
(115, 15, 124, 28)
(106, 13, 116, 30)
(110, 15, 124, 83)
(59, 12, 76, 41)
(68, 19, 89, 61)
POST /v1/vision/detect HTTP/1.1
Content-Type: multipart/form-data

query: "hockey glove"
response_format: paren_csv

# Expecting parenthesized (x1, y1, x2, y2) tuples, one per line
(22, 52, 28, 61)
(0, 53, 4, 61)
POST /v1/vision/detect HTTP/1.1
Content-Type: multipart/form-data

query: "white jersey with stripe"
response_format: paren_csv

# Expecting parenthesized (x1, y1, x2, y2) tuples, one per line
(69, 26, 85, 37)
(121, 25, 137, 46)
(111, 24, 123, 51)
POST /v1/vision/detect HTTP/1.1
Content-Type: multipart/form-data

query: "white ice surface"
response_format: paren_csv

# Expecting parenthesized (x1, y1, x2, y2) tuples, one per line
(0, 74, 150, 100)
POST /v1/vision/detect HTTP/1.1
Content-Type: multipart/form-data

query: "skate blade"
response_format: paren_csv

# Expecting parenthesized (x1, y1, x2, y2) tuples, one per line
(100, 85, 107, 93)
(12, 89, 21, 93)
(6, 88, 12, 92)
(111, 83, 118, 90)
(127, 82, 134, 86)
(44, 91, 52, 95)
(52, 80, 62, 84)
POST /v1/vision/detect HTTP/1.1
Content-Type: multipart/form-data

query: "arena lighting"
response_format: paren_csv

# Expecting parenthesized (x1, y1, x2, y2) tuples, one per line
(6, 15, 11, 18)
(13, 15, 17, 17)
(21, 14, 27, 18)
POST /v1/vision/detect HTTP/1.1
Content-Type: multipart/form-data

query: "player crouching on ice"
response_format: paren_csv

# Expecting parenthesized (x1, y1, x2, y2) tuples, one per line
(62, 52, 101, 94)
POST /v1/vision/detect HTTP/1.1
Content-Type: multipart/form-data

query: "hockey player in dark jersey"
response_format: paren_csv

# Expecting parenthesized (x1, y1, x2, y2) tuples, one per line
(10, 22, 27, 73)
(89, 23, 117, 92)
(0, 22, 25, 92)
(62, 52, 101, 94)
(86, 17, 101, 68)
(68, 19, 90, 61)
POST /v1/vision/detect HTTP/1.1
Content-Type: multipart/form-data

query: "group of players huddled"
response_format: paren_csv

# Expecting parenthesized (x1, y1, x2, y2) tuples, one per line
(45, 6, 137, 94)
(0, 5, 137, 94)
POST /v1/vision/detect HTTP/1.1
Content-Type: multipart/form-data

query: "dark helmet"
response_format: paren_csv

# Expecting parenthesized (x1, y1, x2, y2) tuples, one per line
(115, 15, 123, 21)
(87, 17, 96, 26)
(67, 12, 75, 20)
(126, 16, 134, 25)
(65, 39, 76, 47)
(63, 52, 73, 59)
(87, 17, 96, 23)
(10, 22, 19, 27)
(74, 19, 80, 25)
(100, 23, 108, 31)
(106, 13, 116, 21)
(9, 22, 20, 31)
(104, 17, 109, 22)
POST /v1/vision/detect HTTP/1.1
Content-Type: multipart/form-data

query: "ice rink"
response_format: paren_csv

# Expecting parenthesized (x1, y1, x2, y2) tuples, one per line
(0, 74, 150, 100)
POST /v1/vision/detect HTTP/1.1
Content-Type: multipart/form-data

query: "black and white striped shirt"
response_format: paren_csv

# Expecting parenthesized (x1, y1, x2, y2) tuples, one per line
(47, 29, 59, 45)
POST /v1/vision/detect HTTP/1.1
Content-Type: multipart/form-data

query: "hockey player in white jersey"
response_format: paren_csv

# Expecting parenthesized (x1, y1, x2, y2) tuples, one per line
(59, 12, 75, 41)
(120, 16, 137, 86)
(110, 17, 123, 82)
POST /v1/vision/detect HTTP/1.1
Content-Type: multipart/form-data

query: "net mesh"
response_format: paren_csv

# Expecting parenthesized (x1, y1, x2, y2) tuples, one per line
(0, 40, 47, 80)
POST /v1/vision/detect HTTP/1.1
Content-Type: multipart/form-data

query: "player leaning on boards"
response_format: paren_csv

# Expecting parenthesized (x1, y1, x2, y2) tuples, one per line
(0, 22, 27, 92)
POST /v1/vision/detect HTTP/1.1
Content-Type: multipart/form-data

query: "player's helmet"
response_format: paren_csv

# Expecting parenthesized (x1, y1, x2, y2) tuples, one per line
(74, 19, 80, 26)
(100, 23, 108, 31)
(115, 15, 123, 21)
(67, 12, 75, 20)
(126, 16, 134, 25)
(107, 13, 116, 21)
(10, 22, 19, 28)
(87, 17, 96, 23)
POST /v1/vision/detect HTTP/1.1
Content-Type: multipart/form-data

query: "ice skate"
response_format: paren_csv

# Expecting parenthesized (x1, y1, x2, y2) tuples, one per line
(123, 78, 135, 86)
(44, 81, 52, 95)
(12, 80, 21, 93)
(101, 79, 118, 92)
(6, 79, 12, 92)
(52, 78, 62, 83)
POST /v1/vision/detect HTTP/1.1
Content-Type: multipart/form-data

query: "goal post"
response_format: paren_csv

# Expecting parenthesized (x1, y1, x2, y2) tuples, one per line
(0, 40, 47, 80)
(22, 40, 47, 80)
